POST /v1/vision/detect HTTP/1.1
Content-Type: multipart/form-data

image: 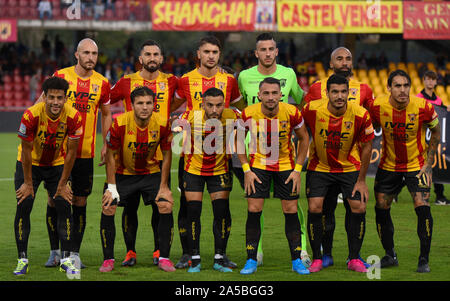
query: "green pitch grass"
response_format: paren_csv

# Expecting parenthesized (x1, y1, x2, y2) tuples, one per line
(1, 132, 449, 282)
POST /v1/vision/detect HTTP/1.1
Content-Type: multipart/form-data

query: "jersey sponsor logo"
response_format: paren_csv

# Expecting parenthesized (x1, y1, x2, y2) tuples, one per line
(390, 132, 409, 142)
(319, 129, 350, 139)
(384, 122, 415, 130)
(37, 130, 65, 140)
(204, 79, 214, 87)
(78, 81, 88, 88)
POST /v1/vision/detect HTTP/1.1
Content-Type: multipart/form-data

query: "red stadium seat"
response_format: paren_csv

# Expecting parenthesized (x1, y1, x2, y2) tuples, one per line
(29, 7, 38, 18)
(3, 91, 13, 100)
(23, 75, 31, 83)
(3, 84, 13, 91)
(53, 8, 61, 19)
(29, 0, 38, 7)
(13, 75, 22, 83)
(14, 83, 25, 91)
(13, 68, 20, 75)
(3, 75, 12, 84)
(14, 91, 24, 101)
(19, 0, 29, 7)
(51, 0, 60, 8)
(115, 0, 125, 9)
(104, 9, 114, 20)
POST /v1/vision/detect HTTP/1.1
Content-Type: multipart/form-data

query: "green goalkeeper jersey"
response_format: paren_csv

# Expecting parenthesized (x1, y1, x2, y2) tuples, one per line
(238, 64, 304, 106)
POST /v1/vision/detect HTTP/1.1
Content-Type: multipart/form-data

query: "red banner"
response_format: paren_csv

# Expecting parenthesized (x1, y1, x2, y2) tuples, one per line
(151, 0, 256, 31)
(403, 1, 450, 40)
(0, 19, 17, 43)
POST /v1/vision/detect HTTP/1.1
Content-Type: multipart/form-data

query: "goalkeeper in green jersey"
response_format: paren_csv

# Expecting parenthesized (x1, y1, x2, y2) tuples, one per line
(235, 33, 310, 268)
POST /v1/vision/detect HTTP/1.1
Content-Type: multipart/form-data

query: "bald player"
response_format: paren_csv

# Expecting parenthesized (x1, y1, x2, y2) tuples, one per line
(304, 47, 373, 268)
(40, 38, 112, 268)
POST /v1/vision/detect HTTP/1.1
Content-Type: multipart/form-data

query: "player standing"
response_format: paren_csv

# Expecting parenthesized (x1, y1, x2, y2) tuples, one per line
(237, 77, 310, 275)
(44, 38, 112, 268)
(171, 36, 240, 269)
(99, 86, 175, 272)
(304, 47, 374, 268)
(13, 77, 83, 276)
(302, 74, 374, 273)
(110, 40, 178, 266)
(175, 87, 239, 273)
(237, 33, 308, 267)
(367, 70, 440, 273)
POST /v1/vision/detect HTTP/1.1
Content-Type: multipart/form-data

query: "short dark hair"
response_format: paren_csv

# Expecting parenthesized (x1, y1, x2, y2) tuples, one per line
(198, 36, 221, 51)
(203, 87, 224, 100)
(140, 39, 163, 54)
(42, 76, 69, 95)
(130, 86, 155, 104)
(259, 77, 280, 89)
(326, 74, 349, 91)
(256, 33, 275, 44)
(388, 69, 411, 87)
(423, 70, 437, 80)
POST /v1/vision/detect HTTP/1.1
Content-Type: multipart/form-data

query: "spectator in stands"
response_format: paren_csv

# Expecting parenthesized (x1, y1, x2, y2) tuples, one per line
(357, 53, 368, 70)
(38, 0, 52, 20)
(29, 69, 42, 103)
(378, 51, 388, 69)
(94, 0, 105, 20)
(105, 0, 115, 13)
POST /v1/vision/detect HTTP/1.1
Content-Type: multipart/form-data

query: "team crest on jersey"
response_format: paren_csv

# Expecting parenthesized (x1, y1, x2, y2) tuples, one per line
(58, 122, 66, 131)
(350, 88, 358, 96)
(217, 82, 225, 91)
(150, 131, 158, 140)
(279, 79, 286, 88)
(280, 120, 288, 130)
(344, 121, 353, 130)
(92, 84, 99, 93)
(408, 114, 416, 122)
(159, 82, 166, 91)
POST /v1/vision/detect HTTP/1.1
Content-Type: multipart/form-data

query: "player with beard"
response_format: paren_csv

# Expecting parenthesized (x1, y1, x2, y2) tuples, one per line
(304, 47, 374, 268)
(171, 36, 240, 270)
(41, 38, 112, 269)
(237, 33, 308, 267)
(110, 40, 178, 266)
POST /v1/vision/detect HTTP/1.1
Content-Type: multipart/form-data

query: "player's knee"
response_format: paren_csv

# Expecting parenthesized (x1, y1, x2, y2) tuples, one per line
(102, 205, 117, 216)
(72, 196, 87, 207)
(281, 199, 298, 214)
(308, 200, 323, 213)
(47, 195, 55, 207)
(156, 199, 173, 214)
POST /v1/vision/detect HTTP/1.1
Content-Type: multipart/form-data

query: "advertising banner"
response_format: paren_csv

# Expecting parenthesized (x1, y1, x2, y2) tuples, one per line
(403, 1, 450, 40)
(277, 0, 403, 33)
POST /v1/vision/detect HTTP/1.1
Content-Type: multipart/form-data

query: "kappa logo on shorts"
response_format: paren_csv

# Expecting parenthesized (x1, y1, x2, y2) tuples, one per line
(306, 188, 310, 195)
(183, 182, 187, 189)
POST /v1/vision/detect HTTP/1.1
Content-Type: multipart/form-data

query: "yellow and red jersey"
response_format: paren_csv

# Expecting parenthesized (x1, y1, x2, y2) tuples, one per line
(240, 102, 303, 172)
(106, 111, 171, 175)
(305, 76, 374, 108)
(54, 66, 110, 158)
(302, 99, 374, 173)
(367, 95, 438, 172)
(110, 71, 178, 122)
(17, 102, 83, 166)
(180, 108, 239, 176)
(176, 68, 240, 111)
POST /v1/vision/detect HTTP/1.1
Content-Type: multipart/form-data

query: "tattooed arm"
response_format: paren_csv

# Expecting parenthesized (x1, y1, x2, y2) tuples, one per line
(417, 123, 441, 187)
